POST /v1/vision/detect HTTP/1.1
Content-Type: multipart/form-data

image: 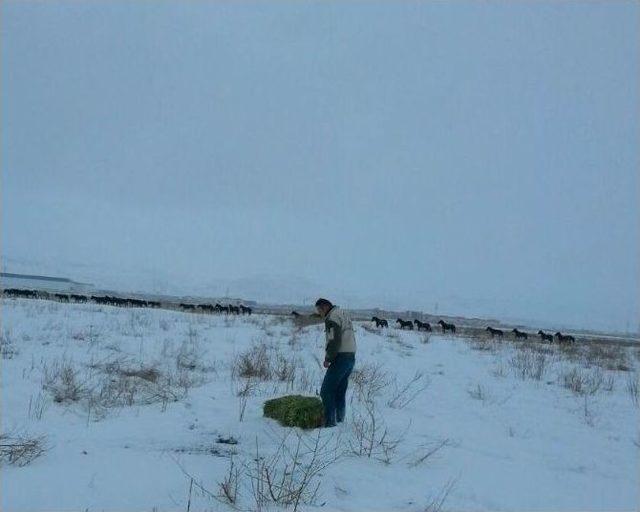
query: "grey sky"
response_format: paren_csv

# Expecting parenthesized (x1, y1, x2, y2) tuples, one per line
(2, 1, 639, 332)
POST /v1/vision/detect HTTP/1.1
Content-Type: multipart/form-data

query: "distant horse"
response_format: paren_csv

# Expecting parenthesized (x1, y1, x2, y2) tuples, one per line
(538, 330, 553, 342)
(555, 332, 575, 344)
(213, 303, 230, 314)
(371, 316, 388, 328)
(54, 293, 70, 303)
(199, 304, 215, 314)
(240, 305, 252, 315)
(180, 303, 196, 311)
(112, 297, 127, 307)
(414, 320, 432, 331)
(486, 326, 504, 338)
(291, 311, 301, 317)
(396, 318, 414, 330)
(512, 328, 528, 340)
(229, 305, 241, 315)
(438, 320, 456, 334)
(7, 288, 38, 299)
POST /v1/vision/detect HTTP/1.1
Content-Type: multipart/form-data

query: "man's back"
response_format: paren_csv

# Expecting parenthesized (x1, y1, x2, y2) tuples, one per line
(325, 306, 357, 355)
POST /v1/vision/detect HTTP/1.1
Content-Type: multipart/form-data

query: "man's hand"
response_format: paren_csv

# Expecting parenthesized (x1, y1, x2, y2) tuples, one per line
(323, 360, 331, 368)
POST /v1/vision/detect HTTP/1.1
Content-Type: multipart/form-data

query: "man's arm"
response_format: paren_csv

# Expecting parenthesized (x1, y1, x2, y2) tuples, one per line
(324, 319, 342, 363)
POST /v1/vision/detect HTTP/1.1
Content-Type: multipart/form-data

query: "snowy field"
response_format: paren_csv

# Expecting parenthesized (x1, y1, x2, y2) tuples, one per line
(1, 298, 639, 511)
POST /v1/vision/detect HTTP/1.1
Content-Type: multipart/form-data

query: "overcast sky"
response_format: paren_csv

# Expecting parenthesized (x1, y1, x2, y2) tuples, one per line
(2, 1, 639, 332)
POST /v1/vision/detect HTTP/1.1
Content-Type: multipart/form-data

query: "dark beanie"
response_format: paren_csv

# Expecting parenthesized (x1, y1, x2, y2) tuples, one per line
(315, 298, 333, 308)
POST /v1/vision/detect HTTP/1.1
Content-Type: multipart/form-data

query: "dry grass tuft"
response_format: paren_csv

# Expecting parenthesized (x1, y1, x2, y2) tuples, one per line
(0, 433, 47, 467)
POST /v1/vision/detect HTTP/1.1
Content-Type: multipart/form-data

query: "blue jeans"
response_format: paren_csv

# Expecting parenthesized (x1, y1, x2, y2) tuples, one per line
(320, 353, 355, 427)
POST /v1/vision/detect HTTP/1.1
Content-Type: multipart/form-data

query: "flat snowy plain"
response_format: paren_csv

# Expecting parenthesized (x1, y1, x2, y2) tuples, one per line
(1, 298, 638, 511)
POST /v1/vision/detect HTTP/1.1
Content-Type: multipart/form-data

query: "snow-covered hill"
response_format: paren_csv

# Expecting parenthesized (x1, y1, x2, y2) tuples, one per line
(1, 297, 638, 511)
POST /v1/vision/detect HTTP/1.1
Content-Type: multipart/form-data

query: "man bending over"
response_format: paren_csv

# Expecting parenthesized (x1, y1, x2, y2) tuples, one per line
(315, 298, 357, 428)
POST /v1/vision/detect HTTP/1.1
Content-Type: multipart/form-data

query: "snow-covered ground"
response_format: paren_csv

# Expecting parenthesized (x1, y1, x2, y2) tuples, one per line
(1, 298, 638, 511)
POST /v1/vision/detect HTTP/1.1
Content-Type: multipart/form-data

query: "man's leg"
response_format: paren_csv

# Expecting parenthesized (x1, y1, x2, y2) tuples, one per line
(335, 356, 355, 423)
(320, 363, 340, 427)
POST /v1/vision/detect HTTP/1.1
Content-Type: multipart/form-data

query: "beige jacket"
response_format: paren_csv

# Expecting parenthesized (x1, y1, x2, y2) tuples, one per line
(324, 306, 357, 362)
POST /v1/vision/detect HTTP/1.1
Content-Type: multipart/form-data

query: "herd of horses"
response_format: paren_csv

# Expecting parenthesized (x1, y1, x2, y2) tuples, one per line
(1, 288, 252, 315)
(371, 316, 577, 344)
(4, 288, 576, 343)
(371, 316, 458, 333)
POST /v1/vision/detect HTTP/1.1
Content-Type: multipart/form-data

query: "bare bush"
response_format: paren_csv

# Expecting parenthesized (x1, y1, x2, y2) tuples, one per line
(468, 339, 496, 352)
(491, 362, 506, 378)
(84, 359, 194, 415)
(407, 439, 452, 468)
(273, 353, 298, 387)
(387, 371, 430, 409)
(42, 358, 90, 403)
(186, 324, 199, 342)
(560, 367, 606, 396)
(0, 433, 47, 467)
(175, 336, 210, 373)
(603, 374, 615, 392)
(233, 344, 273, 381)
(510, 350, 547, 381)
(349, 397, 405, 463)
(350, 362, 390, 402)
(218, 456, 240, 504)
(236, 377, 257, 422)
(119, 366, 160, 382)
(467, 384, 487, 402)
(27, 392, 48, 421)
(561, 367, 583, 394)
(245, 431, 342, 511)
(0, 329, 18, 359)
(94, 368, 186, 411)
(71, 324, 102, 344)
(124, 310, 151, 337)
(556, 341, 580, 361)
(626, 374, 639, 407)
(424, 478, 457, 512)
(582, 394, 595, 426)
(585, 343, 630, 372)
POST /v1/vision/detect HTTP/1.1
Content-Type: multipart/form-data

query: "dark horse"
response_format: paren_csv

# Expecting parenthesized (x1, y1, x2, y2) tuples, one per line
(512, 328, 528, 340)
(438, 320, 456, 334)
(291, 311, 300, 317)
(371, 316, 389, 328)
(486, 326, 504, 338)
(396, 318, 413, 330)
(414, 320, 432, 331)
(215, 303, 230, 314)
(555, 332, 576, 344)
(538, 330, 553, 342)
(239, 305, 253, 315)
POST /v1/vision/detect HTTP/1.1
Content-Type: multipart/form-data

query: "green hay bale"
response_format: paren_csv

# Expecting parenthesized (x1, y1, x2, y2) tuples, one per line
(263, 395, 324, 429)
